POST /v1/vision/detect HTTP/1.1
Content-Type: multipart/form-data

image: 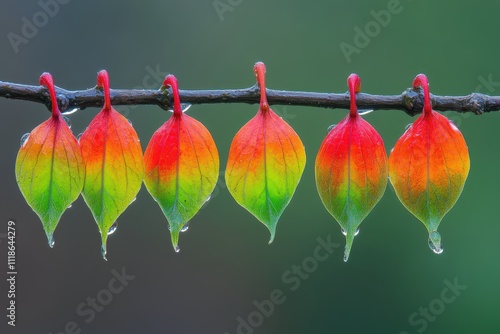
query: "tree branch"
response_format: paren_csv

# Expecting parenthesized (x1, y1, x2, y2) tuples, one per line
(1, 80, 499, 116)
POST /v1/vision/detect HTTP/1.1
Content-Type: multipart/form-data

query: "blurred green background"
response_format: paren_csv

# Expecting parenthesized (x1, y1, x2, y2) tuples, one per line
(1, 1, 499, 333)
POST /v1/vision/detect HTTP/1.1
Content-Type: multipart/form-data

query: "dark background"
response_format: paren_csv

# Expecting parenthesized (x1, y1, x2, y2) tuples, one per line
(1, 1, 499, 333)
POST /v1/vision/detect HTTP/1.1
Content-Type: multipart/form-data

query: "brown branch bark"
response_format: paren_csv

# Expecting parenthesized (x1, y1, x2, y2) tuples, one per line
(1, 80, 499, 116)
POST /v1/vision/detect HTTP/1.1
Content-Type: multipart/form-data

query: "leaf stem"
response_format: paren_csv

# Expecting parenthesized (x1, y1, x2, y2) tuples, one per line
(413, 74, 432, 115)
(163, 74, 183, 116)
(347, 73, 361, 117)
(39, 72, 60, 118)
(97, 70, 112, 110)
(254, 61, 269, 113)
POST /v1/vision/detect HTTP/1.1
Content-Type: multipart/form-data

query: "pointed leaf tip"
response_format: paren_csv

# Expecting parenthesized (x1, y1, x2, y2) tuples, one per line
(16, 74, 84, 246)
(316, 76, 387, 260)
(80, 71, 144, 256)
(389, 76, 469, 252)
(226, 108, 306, 241)
(144, 76, 219, 251)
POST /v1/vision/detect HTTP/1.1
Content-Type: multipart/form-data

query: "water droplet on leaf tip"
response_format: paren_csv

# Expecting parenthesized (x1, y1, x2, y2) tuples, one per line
(428, 231, 443, 254)
(327, 124, 336, 132)
(107, 222, 118, 235)
(175, 245, 180, 253)
(101, 246, 108, 261)
(20, 133, 30, 147)
(63, 116, 72, 129)
(48, 236, 55, 248)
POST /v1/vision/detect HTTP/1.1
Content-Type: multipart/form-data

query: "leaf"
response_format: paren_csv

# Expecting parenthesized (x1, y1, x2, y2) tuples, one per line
(315, 74, 388, 262)
(79, 70, 144, 259)
(388, 74, 470, 254)
(143, 75, 219, 251)
(15, 73, 84, 247)
(225, 62, 306, 242)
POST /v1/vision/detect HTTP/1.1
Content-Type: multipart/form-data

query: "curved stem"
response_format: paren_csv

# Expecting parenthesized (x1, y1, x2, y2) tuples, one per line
(347, 73, 361, 117)
(39, 72, 60, 118)
(413, 74, 432, 115)
(163, 74, 183, 116)
(254, 61, 269, 113)
(97, 70, 112, 110)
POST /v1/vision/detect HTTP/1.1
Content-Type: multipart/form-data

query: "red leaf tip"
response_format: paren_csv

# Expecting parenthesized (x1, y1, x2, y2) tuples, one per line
(412, 74, 432, 115)
(162, 74, 182, 116)
(97, 70, 111, 110)
(347, 73, 361, 117)
(253, 61, 269, 113)
(39, 72, 60, 117)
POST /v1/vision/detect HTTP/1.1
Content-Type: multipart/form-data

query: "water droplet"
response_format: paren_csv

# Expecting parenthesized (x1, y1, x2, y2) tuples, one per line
(181, 223, 189, 233)
(358, 109, 374, 116)
(204, 195, 211, 204)
(354, 227, 360, 236)
(405, 123, 412, 131)
(20, 133, 30, 147)
(327, 124, 336, 132)
(68, 204, 72, 209)
(107, 222, 118, 235)
(428, 231, 443, 254)
(341, 227, 347, 236)
(127, 119, 133, 126)
(174, 245, 180, 253)
(63, 116, 72, 129)
(168, 103, 192, 113)
(48, 235, 55, 248)
(130, 197, 137, 204)
(77, 133, 83, 141)
(62, 108, 79, 115)
(101, 245, 108, 261)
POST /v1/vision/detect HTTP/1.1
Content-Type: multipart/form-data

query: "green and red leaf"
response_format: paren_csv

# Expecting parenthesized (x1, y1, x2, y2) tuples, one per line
(225, 62, 306, 242)
(143, 75, 219, 251)
(15, 73, 84, 247)
(388, 74, 470, 254)
(315, 74, 388, 261)
(79, 70, 144, 259)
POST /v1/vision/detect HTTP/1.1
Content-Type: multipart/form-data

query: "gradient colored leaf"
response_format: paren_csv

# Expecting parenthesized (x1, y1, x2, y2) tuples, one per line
(79, 70, 144, 259)
(315, 74, 388, 262)
(389, 74, 470, 254)
(143, 75, 219, 251)
(15, 73, 84, 247)
(225, 62, 306, 242)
